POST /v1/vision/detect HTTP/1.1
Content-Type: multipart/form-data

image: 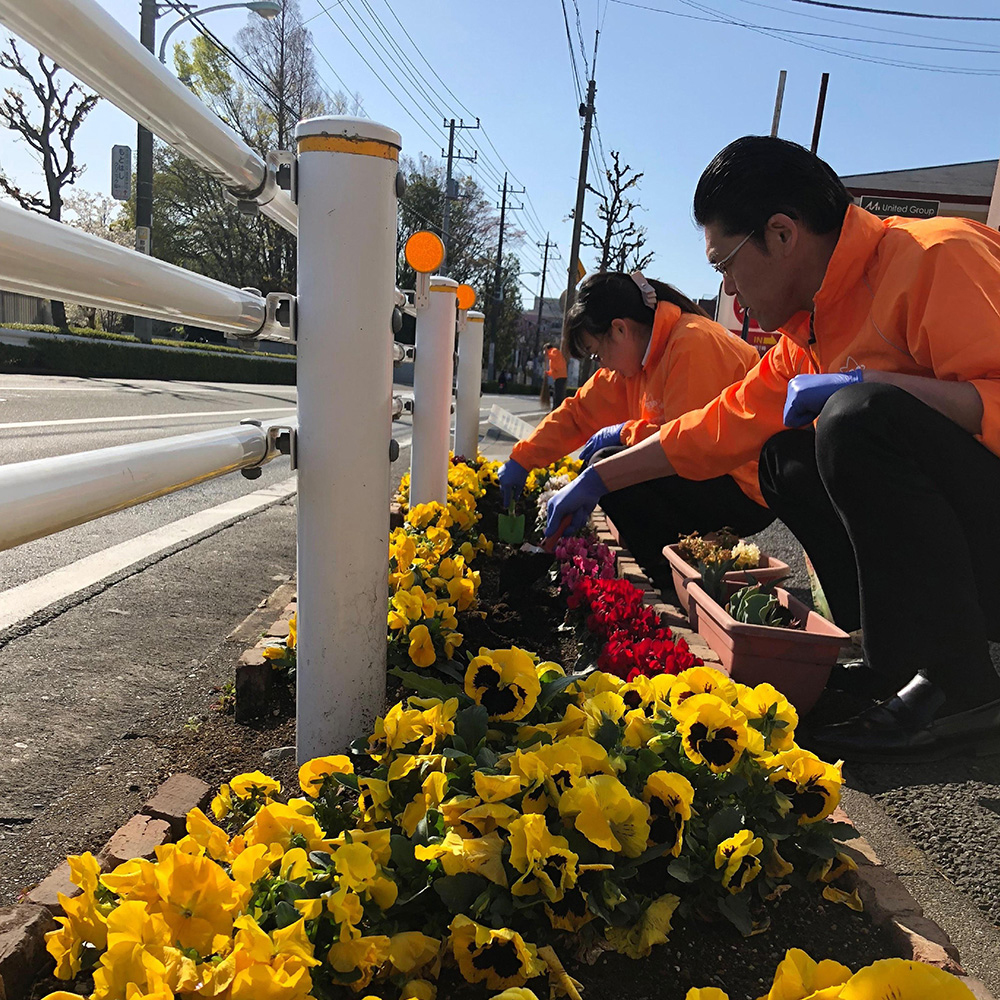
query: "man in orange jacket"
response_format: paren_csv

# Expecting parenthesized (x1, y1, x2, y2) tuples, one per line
(501, 272, 771, 587)
(544, 136, 1000, 762)
(545, 343, 568, 408)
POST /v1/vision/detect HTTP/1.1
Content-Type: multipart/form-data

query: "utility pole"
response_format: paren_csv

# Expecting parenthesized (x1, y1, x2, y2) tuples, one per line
(770, 70, 787, 138)
(441, 117, 479, 275)
(487, 172, 524, 381)
(563, 37, 598, 345)
(533, 234, 558, 357)
(134, 0, 156, 343)
(811, 72, 830, 154)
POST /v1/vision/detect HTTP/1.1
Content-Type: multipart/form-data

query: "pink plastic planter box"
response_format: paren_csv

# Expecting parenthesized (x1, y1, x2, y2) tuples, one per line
(663, 543, 791, 617)
(685, 582, 850, 713)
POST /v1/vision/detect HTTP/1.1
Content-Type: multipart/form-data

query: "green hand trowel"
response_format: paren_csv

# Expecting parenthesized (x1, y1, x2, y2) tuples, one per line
(497, 498, 525, 545)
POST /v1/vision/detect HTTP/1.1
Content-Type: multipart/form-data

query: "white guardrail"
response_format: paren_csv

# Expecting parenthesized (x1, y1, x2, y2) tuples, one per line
(0, 419, 293, 551)
(0, 0, 482, 762)
(0, 0, 297, 233)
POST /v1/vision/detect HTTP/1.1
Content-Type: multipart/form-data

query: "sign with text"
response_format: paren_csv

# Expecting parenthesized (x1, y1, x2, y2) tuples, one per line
(859, 195, 939, 219)
(111, 145, 131, 201)
(715, 285, 778, 357)
(135, 225, 151, 255)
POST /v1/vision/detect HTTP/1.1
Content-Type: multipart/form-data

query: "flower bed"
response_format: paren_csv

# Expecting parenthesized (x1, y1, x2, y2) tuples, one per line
(32, 456, 971, 1000)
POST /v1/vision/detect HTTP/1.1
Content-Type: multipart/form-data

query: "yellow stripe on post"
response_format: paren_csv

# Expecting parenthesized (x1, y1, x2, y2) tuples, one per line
(297, 135, 399, 160)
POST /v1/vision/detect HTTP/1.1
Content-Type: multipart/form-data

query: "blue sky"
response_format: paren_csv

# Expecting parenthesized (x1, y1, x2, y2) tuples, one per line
(3, 0, 1000, 306)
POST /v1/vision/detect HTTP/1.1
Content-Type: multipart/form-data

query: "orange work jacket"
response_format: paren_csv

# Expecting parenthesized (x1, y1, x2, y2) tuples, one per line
(513, 301, 763, 501)
(546, 347, 568, 379)
(659, 204, 1000, 500)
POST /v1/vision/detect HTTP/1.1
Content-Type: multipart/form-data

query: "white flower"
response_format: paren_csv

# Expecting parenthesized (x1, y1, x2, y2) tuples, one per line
(732, 541, 760, 569)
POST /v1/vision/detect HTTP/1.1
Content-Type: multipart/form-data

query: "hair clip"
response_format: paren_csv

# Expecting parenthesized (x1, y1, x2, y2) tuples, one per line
(630, 270, 657, 309)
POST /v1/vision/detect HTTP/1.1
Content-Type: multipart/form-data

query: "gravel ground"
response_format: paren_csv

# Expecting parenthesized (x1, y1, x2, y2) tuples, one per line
(747, 518, 1000, 991)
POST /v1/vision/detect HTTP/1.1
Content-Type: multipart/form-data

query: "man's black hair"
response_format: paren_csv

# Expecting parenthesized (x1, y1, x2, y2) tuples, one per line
(694, 136, 851, 240)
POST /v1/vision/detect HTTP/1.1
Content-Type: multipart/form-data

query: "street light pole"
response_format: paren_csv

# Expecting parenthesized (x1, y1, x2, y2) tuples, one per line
(132, 0, 281, 344)
(133, 0, 157, 343)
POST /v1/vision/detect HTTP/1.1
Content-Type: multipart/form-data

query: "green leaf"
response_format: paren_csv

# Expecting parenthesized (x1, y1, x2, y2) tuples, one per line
(707, 806, 744, 842)
(271, 900, 301, 929)
(717, 892, 754, 936)
(667, 856, 699, 883)
(332, 772, 360, 792)
(433, 873, 490, 914)
(389, 667, 460, 701)
(825, 821, 860, 841)
(593, 716, 620, 751)
(476, 746, 499, 768)
(454, 704, 489, 752)
(538, 667, 594, 707)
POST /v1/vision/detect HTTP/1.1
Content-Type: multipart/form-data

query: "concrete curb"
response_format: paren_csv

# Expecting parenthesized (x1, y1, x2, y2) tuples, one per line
(1, 774, 210, 1000)
(588, 510, 996, 998)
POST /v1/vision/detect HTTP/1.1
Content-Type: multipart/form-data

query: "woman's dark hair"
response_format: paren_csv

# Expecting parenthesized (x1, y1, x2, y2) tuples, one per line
(693, 136, 850, 241)
(563, 272, 708, 360)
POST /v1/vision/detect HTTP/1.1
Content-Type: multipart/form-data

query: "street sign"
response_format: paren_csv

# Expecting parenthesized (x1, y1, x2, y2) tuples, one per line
(135, 225, 151, 255)
(859, 195, 939, 219)
(716, 285, 778, 357)
(576, 258, 586, 283)
(111, 145, 131, 201)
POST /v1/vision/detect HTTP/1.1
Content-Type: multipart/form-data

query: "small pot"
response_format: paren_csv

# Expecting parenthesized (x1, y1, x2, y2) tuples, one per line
(663, 544, 791, 618)
(685, 581, 849, 713)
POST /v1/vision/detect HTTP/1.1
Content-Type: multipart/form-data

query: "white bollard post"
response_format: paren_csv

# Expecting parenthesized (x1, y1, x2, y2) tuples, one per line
(295, 116, 401, 762)
(410, 276, 458, 505)
(455, 308, 485, 461)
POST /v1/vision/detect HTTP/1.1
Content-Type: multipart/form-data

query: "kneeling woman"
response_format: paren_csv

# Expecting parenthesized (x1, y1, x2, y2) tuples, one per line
(498, 271, 774, 588)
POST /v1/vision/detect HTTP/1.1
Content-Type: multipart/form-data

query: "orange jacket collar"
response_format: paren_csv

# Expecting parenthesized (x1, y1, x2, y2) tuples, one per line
(780, 204, 885, 348)
(644, 301, 681, 372)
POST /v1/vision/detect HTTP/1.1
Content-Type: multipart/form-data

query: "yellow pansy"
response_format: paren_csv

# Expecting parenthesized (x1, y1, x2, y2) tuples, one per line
(737, 682, 799, 751)
(298, 754, 354, 797)
(714, 830, 764, 893)
(415, 830, 508, 887)
(506, 813, 578, 902)
(449, 915, 546, 991)
(687, 991, 730, 1000)
(327, 933, 392, 992)
(184, 807, 233, 863)
(642, 771, 695, 856)
(464, 646, 542, 722)
(387, 931, 441, 977)
(408, 623, 437, 668)
(670, 665, 738, 711)
(580, 690, 628, 737)
(756, 947, 853, 1000)
(242, 801, 328, 853)
(605, 893, 680, 958)
(229, 770, 282, 801)
(400, 771, 450, 836)
(544, 886, 594, 932)
(766, 746, 842, 823)
(402, 979, 437, 1000)
(558, 773, 650, 857)
(674, 694, 757, 772)
(839, 958, 976, 999)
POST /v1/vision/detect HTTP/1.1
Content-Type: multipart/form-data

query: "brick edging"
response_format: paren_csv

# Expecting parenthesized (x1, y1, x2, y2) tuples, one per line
(1, 774, 210, 1000)
(588, 510, 995, 998)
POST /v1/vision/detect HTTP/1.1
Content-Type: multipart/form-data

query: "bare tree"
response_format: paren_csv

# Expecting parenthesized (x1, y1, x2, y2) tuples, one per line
(581, 150, 653, 274)
(0, 39, 98, 328)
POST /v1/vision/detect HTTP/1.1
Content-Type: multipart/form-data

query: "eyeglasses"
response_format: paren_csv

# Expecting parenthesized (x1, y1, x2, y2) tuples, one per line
(710, 232, 754, 275)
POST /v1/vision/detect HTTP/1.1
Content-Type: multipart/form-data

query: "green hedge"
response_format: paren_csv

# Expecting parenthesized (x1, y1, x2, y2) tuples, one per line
(0, 322, 292, 359)
(0, 334, 295, 384)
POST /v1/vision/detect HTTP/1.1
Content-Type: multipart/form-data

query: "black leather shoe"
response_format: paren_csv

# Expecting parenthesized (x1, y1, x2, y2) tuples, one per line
(826, 659, 899, 701)
(802, 674, 1000, 764)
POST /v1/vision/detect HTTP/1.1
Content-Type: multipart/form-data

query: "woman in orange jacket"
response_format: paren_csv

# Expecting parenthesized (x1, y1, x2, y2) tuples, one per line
(498, 271, 773, 588)
(545, 136, 1000, 763)
(544, 343, 568, 408)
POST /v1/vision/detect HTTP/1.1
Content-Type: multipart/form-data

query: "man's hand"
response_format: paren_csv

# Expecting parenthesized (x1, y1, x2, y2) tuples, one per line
(783, 369, 863, 428)
(579, 422, 626, 465)
(544, 466, 608, 538)
(498, 460, 529, 507)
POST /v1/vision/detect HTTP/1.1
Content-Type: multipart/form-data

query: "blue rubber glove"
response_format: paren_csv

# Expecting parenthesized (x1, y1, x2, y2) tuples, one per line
(579, 422, 626, 465)
(783, 369, 864, 428)
(544, 466, 609, 539)
(498, 459, 529, 507)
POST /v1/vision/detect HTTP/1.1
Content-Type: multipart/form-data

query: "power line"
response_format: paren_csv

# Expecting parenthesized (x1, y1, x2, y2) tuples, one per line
(573, 0, 592, 77)
(560, 0, 586, 103)
(787, 0, 1000, 20)
(733, 0, 1000, 49)
(610, 0, 1000, 74)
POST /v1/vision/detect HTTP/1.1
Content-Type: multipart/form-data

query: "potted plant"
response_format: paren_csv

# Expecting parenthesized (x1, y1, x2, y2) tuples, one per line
(664, 530, 790, 618)
(685, 580, 850, 712)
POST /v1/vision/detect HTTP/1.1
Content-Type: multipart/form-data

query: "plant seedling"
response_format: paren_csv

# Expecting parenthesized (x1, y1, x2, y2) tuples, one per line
(497, 498, 525, 545)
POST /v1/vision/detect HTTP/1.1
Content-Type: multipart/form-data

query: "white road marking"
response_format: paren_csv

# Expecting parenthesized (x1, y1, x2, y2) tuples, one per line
(0, 476, 298, 631)
(0, 406, 297, 431)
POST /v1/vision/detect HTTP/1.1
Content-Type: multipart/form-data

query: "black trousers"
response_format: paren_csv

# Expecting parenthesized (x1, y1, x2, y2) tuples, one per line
(758, 381, 1000, 708)
(591, 447, 774, 590)
(552, 377, 567, 408)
